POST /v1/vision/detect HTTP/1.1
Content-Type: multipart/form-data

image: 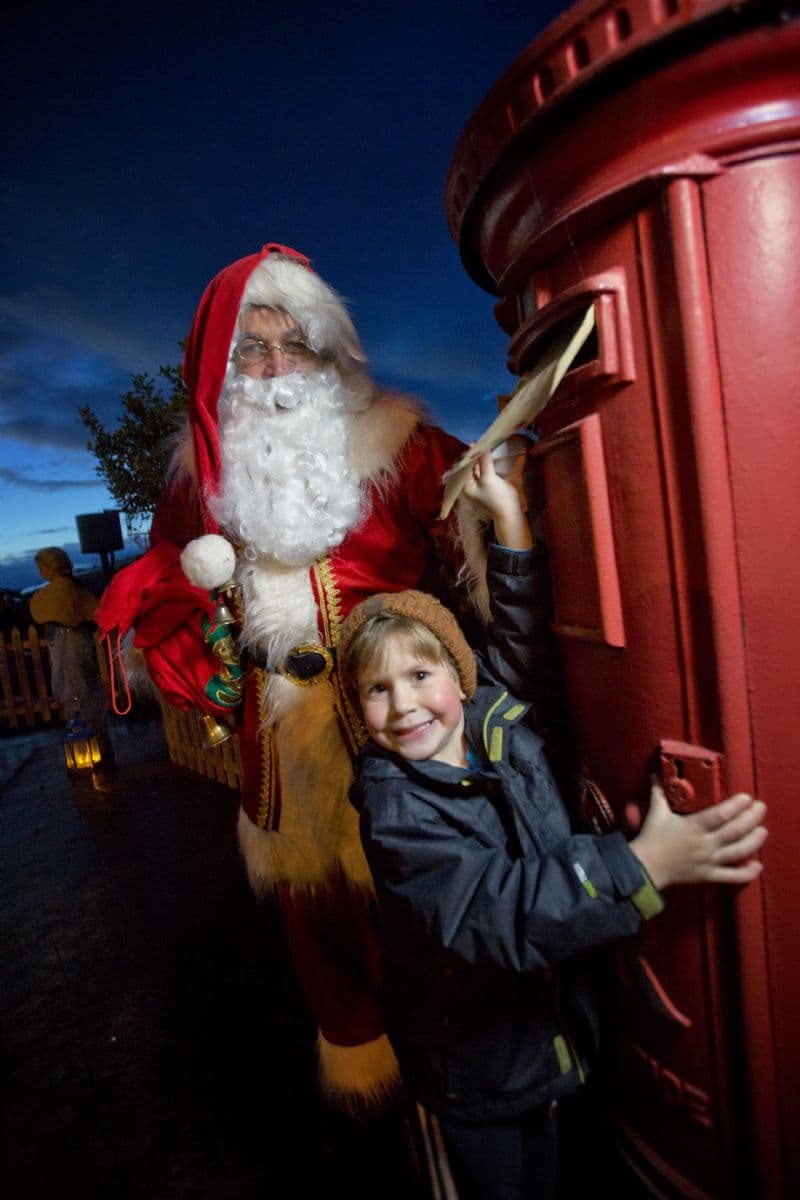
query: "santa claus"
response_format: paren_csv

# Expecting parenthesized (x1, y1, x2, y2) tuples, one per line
(95, 243, 488, 1111)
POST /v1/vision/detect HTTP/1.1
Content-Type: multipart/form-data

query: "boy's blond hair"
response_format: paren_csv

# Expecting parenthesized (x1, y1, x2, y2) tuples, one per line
(340, 612, 459, 693)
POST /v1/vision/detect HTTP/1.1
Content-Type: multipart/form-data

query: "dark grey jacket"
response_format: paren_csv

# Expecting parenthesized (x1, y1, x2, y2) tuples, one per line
(349, 543, 662, 1122)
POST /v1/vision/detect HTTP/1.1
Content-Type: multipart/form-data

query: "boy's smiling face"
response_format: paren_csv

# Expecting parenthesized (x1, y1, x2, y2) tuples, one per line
(357, 636, 467, 767)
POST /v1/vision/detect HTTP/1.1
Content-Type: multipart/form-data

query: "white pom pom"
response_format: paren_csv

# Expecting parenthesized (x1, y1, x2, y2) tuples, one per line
(180, 535, 237, 590)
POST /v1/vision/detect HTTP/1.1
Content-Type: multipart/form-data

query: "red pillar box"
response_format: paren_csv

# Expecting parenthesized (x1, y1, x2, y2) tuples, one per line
(446, 3, 799, 1197)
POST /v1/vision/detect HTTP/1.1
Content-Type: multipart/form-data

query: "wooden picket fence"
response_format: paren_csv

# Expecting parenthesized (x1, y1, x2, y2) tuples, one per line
(0, 623, 108, 731)
(1, 622, 241, 791)
(159, 701, 242, 790)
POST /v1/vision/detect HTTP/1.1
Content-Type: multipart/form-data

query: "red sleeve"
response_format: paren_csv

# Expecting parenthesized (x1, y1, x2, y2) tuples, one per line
(401, 422, 466, 574)
(94, 541, 232, 716)
(94, 541, 214, 643)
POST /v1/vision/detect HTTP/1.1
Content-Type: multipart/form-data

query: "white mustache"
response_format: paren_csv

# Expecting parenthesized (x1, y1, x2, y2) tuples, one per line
(225, 367, 343, 415)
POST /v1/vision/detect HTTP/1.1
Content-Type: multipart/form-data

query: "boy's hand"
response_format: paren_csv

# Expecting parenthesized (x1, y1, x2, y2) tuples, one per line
(630, 781, 767, 891)
(461, 450, 533, 551)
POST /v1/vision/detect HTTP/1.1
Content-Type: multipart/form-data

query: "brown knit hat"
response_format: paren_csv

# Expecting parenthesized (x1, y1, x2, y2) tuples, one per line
(338, 590, 477, 700)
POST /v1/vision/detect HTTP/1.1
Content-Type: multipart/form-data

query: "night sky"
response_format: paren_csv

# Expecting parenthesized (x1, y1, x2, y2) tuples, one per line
(1, 0, 567, 592)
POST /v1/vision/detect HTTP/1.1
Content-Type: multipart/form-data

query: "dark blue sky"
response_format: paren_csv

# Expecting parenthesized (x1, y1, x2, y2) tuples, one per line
(1, 0, 567, 591)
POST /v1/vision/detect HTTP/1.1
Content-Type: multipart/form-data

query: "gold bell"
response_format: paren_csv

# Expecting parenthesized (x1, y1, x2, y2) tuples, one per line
(199, 712, 233, 747)
(213, 601, 236, 626)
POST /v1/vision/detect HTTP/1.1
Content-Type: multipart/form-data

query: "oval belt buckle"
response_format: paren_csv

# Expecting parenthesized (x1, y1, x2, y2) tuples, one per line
(277, 643, 335, 686)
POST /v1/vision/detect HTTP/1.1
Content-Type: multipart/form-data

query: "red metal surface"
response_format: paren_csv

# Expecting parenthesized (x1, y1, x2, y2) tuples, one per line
(446, 3, 800, 1196)
(658, 741, 723, 814)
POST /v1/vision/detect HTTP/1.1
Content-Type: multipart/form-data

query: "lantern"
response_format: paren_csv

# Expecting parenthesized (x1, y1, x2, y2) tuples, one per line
(63, 717, 103, 775)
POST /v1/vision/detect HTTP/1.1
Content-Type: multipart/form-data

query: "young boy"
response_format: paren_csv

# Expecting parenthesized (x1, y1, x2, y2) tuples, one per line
(338, 451, 767, 1200)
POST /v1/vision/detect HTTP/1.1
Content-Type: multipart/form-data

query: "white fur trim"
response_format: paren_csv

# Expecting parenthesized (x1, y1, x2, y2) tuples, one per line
(239, 254, 373, 411)
(180, 534, 237, 590)
(316, 1031, 402, 1113)
(455, 495, 491, 622)
(163, 423, 196, 484)
(165, 421, 195, 486)
(346, 389, 425, 483)
(116, 631, 161, 704)
(236, 562, 318, 678)
(242, 254, 365, 360)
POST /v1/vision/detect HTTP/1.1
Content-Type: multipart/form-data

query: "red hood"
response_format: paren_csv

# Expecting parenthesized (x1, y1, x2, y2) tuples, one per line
(182, 242, 311, 532)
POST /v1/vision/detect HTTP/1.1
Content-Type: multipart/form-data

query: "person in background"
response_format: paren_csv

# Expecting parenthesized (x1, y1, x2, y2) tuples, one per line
(30, 547, 111, 774)
(339, 451, 767, 1200)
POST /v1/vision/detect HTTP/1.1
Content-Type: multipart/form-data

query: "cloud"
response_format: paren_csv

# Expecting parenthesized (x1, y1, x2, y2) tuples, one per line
(0, 466, 103, 492)
(0, 289, 162, 373)
(0, 289, 180, 453)
(366, 308, 516, 399)
(372, 347, 512, 393)
(0, 415, 95, 452)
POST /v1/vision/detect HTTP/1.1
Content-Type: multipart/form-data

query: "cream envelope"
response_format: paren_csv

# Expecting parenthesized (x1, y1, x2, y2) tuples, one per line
(440, 305, 595, 519)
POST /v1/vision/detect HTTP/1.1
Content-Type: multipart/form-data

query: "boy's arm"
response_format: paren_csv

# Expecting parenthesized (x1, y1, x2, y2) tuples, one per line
(461, 450, 550, 701)
(461, 449, 533, 551)
(359, 778, 767, 976)
(360, 782, 655, 973)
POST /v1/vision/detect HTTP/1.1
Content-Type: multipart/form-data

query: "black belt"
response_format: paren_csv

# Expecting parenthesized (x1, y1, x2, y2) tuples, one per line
(246, 642, 336, 686)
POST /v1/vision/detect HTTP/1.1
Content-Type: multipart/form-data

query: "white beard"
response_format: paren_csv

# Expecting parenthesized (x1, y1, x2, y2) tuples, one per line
(208, 367, 363, 566)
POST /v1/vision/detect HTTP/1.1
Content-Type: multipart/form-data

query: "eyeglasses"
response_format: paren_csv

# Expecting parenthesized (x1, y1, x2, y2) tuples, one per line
(232, 333, 316, 367)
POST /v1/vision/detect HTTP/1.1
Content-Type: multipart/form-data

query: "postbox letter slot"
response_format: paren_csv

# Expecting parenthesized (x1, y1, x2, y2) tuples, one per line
(509, 267, 636, 389)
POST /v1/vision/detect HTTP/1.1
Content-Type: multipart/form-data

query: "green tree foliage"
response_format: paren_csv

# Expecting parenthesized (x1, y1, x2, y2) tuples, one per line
(79, 361, 188, 546)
